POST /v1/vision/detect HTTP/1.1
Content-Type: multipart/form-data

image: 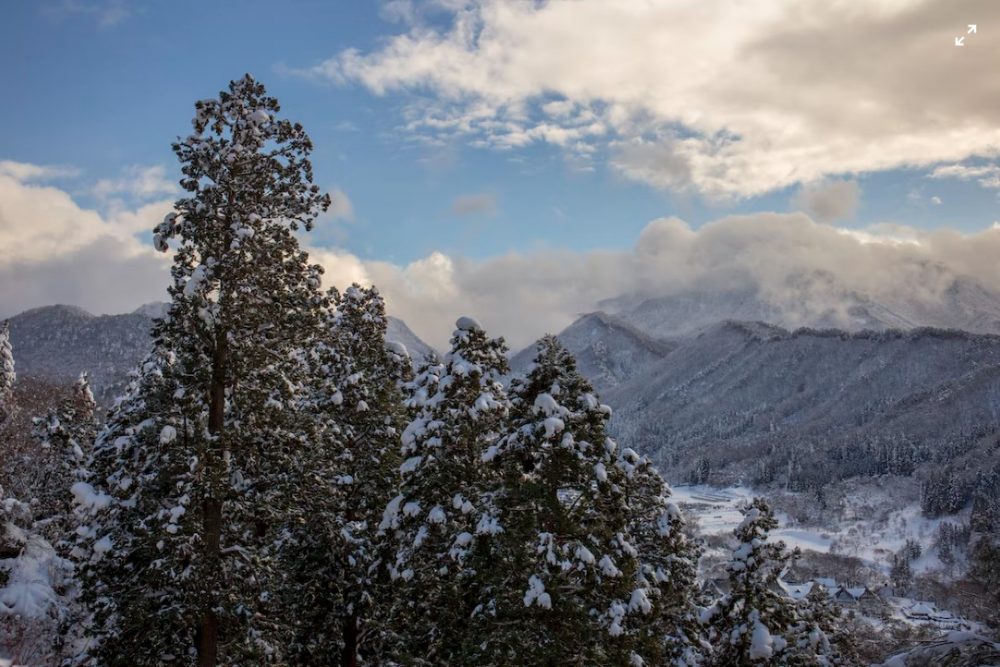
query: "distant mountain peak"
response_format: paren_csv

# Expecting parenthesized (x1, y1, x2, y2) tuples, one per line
(510, 309, 676, 394)
(14, 304, 94, 320)
(132, 302, 170, 319)
(602, 277, 1000, 339)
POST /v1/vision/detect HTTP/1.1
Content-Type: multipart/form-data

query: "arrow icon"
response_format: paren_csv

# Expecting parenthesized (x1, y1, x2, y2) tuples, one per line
(955, 36, 965, 46)
(968, 24, 977, 34)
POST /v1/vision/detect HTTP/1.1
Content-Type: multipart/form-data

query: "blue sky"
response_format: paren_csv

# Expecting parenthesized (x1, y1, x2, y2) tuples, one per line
(2, 0, 998, 345)
(2, 0, 997, 264)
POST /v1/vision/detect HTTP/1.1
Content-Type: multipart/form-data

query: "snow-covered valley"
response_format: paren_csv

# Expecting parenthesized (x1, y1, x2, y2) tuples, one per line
(673, 485, 835, 554)
(673, 482, 989, 637)
(674, 482, 958, 572)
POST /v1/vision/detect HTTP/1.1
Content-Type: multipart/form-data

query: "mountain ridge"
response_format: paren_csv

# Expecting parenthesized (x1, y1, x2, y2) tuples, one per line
(510, 310, 676, 394)
(601, 277, 1000, 340)
(5, 304, 436, 401)
(604, 320, 1000, 505)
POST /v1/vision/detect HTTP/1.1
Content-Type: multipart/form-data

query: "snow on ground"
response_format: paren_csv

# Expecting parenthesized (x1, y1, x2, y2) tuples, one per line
(672, 485, 833, 554)
(672, 483, 986, 634)
(0, 529, 69, 619)
(824, 484, 966, 575)
(671, 485, 750, 534)
(672, 482, 958, 574)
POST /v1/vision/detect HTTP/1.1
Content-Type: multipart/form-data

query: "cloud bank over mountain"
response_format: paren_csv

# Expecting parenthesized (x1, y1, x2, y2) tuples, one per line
(5, 160, 1000, 349)
(315, 213, 1000, 348)
(0, 163, 172, 318)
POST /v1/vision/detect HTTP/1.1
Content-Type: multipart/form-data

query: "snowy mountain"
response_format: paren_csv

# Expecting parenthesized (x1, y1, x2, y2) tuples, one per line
(604, 321, 1000, 496)
(510, 311, 675, 394)
(6, 305, 157, 403)
(5, 304, 435, 402)
(601, 277, 1000, 339)
(386, 316, 437, 363)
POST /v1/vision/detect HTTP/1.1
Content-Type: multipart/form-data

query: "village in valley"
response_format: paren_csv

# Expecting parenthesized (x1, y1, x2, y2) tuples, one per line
(676, 485, 987, 636)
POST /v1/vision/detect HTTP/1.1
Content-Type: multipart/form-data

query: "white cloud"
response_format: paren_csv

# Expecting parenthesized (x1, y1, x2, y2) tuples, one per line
(106, 199, 177, 235)
(0, 165, 171, 318)
(930, 162, 1000, 189)
(0, 160, 79, 182)
(9, 161, 1000, 355)
(450, 192, 497, 217)
(379, 0, 419, 25)
(307, 0, 1000, 198)
(327, 187, 355, 221)
(309, 213, 1000, 349)
(931, 196, 943, 205)
(793, 179, 860, 222)
(93, 165, 178, 201)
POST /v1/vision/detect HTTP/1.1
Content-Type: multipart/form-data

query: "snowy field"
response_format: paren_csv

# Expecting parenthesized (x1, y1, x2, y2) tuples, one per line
(672, 484, 988, 634)
(671, 483, 957, 573)
(672, 485, 833, 553)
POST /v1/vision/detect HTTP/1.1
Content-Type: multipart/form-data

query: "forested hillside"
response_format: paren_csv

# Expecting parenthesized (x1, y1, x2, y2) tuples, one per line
(603, 322, 1000, 517)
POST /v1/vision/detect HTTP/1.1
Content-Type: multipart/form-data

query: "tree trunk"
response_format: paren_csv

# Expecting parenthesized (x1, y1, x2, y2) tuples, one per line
(198, 330, 228, 666)
(341, 613, 359, 667)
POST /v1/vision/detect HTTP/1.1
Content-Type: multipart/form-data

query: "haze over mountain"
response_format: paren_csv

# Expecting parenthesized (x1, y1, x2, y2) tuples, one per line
(600, 276, 1000, 340)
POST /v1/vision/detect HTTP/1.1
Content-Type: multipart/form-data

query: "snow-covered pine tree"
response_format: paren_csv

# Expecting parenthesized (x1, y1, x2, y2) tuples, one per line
(69, 350, 178, 662)
(790, 582, 861, 666)
(72, 75, 331, 666)
(284, 284, 410, 666)
(478, 335, 693, 666)
(0, 374, 96, 665)
(701, 498, 799, 666)
(617, 447, 702, 665)
(31, 373, 98, 531)
(0, 321, 14, 426)
(378, 316, 510, 664)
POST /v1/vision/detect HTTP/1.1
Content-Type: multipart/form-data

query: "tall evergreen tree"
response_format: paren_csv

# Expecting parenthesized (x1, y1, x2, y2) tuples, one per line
(72, 75, 331, 666)
(618, 447, 702, 665)
(378, 317, 510, 664)
(701, 499, 798, 666)
(285, 284, 410, 666)
(31, 373, 98, 540)
(788, 584, 859, 666)
(0, 320, 14, 426)
(479, 335, 698, 666)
